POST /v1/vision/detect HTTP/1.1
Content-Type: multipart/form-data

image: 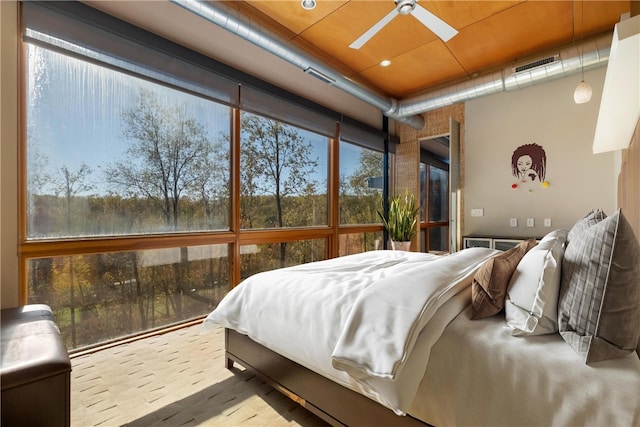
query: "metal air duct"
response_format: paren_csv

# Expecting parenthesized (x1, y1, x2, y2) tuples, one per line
(171, 0, 612, 129)
(170, 0, 425, 129)
(397, 33, 611, 117)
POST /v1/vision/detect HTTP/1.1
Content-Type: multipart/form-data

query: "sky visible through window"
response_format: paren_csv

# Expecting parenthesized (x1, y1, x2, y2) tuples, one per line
(27, 45, 348, 198)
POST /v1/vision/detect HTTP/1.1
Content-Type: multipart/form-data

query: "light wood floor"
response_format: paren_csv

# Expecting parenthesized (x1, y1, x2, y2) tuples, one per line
(70, 323, 330, 426)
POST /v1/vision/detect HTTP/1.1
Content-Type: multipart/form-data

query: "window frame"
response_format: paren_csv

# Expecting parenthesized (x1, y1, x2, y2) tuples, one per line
(18, 1, 392, 351)
(419, 152, 450, 253)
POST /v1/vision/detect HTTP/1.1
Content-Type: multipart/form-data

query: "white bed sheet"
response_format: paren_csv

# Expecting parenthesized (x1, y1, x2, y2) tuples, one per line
(410, 306, 640, 427)
(203, 248, 499, 415)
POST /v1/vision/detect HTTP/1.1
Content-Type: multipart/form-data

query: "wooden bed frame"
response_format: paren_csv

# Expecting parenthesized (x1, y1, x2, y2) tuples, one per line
(225, 328, 427, 426)
(225, 120, 640, 427)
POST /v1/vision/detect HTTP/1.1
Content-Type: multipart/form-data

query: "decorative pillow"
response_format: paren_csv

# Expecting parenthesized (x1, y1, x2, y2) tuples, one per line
(567, 209, 606, 243)
(505, 229, 568, 336)
(558, 209, 640, 364)
(470, 239, 537, 320)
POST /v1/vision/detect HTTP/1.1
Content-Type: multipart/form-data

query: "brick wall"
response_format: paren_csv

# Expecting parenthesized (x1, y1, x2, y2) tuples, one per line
(396, 103, 465, 250)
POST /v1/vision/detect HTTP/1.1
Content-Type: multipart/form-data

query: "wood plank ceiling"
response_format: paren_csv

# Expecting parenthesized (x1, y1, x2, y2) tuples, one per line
(232, 0, 630, 99)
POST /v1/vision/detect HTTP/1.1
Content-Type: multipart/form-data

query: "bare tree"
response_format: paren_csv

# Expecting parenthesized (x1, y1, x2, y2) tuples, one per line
(340, 149, 384, 252)
(194, 137, 230, 230)
(340, 149, 383, 224)
(50, 163, 94, 348)
(104, 89, 217, 318)
(347, 149, 383, 197)
(241, 113, 319, 264)
(26, 143, 54, 303)
(52, 163, 94, 231)
(104, 89, 212, 230)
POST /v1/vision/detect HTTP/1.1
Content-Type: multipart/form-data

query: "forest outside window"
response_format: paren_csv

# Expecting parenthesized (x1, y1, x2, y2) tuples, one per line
(26, 44, 231, 239)
(338, 141, 385, 254)
(21, 1, 391, 351)
(339, 141, 384, 226)
(239, 111, 329, 230)
(27, 245, 230, 350)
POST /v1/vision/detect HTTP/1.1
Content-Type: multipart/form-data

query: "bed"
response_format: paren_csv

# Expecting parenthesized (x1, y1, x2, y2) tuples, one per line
(203, 130, 640, 426)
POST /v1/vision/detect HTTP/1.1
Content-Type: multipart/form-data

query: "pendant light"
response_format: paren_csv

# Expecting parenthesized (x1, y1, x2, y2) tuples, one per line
(574, 80, 592, 104)
(573, 0, 592, 104)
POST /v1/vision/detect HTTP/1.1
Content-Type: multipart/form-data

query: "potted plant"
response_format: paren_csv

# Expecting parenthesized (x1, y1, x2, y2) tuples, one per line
(378, 190, 419, 250)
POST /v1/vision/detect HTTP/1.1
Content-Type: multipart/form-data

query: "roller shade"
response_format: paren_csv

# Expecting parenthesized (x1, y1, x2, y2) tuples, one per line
(240, 84, 339, 138)
(340, 117, 396, 154)
(22, 1, 239, 106)
(22, 1, 390, 151)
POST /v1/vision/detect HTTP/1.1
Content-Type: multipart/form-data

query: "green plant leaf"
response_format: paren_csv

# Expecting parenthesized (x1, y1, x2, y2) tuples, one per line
(377, 190, 419, 242)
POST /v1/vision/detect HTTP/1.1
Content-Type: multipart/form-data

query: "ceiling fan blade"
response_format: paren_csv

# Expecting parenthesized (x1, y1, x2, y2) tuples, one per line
(412, 4, 458, 42)
(349, 8, 399, 49)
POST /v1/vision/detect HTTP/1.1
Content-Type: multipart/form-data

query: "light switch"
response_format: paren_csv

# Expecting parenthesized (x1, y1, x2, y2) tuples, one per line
(510, 218, 518, 227)
(544, 218, 552, 227)
(526, 218, 535, 227)
(471, 208, 484, 217)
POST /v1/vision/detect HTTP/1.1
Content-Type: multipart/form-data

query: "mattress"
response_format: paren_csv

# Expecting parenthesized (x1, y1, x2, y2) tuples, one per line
(409, 306, 640, 427)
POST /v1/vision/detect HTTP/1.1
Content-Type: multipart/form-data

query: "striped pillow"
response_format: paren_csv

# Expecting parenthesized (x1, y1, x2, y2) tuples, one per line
(558, 209, 640, 364)
(567, 209, 607, 243)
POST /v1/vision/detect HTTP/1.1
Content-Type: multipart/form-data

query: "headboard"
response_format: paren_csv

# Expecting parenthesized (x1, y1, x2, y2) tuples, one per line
(618, 120, 640, 243)
(619, 119, 640, 356)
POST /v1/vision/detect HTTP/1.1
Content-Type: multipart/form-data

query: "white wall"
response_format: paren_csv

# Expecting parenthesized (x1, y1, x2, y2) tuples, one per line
(464, 66, 616, 238)
(1, 0, 20, 308)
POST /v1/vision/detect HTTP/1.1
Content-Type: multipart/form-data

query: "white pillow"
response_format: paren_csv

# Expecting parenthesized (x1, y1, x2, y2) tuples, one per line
(505, 229, 568, 336)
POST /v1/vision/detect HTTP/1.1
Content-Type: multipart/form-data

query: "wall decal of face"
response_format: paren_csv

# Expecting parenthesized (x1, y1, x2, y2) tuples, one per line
(511, 143, 546, 183)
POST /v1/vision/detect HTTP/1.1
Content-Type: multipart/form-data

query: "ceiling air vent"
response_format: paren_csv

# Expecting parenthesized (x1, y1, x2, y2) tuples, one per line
(513, 55, 559, 74)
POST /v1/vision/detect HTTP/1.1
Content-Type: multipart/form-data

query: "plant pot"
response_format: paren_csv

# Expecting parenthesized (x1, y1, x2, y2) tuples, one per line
(391, 240, 411, 251)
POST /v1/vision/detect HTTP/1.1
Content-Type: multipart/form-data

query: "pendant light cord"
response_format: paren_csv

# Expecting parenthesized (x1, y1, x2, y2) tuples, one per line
(580, 0, 585, 81)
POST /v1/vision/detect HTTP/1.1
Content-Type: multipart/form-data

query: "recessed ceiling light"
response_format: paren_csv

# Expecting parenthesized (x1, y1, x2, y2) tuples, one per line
(380, 60, 391, 67)
(301, 0, 316, 10)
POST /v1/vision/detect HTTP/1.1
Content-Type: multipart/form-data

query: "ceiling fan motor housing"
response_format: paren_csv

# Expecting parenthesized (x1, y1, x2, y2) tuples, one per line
(395, 0, 416, 15)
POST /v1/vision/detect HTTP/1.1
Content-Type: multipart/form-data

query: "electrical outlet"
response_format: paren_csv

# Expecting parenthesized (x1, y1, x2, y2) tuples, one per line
(526, 218, 535, 227)
(471, 208, 484, 217)
(510, 218, 518, 227)
(544, 218, 552, 227)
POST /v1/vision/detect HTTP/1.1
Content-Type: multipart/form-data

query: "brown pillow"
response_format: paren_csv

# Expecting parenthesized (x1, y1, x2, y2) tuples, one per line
(471, 239, 537, 319)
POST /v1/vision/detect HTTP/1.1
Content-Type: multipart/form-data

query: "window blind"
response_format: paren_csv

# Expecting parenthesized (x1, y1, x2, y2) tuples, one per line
(22, 1, 391, 152)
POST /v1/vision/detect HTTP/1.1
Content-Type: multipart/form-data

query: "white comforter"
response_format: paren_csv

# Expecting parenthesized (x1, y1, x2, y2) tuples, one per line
(203, 248, 499, 414)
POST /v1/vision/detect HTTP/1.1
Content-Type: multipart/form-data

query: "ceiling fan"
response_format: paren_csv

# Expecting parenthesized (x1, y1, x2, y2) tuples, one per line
(349, 0, 458, 49)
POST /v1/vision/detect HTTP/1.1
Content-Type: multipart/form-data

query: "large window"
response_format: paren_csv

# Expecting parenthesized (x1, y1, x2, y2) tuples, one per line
(338, 141, 385, 254)
(339, 141, 384, 225)
(338, 231, 384, 256)
(21, 1, 389, 351)
(240, 239, 326, 280)
(26, 45, 231, 239)
(240, 112, 328, 229)
(28, 245, 229, 349)
(25, 42, 233, 351)
(420, 161, 449, 253)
